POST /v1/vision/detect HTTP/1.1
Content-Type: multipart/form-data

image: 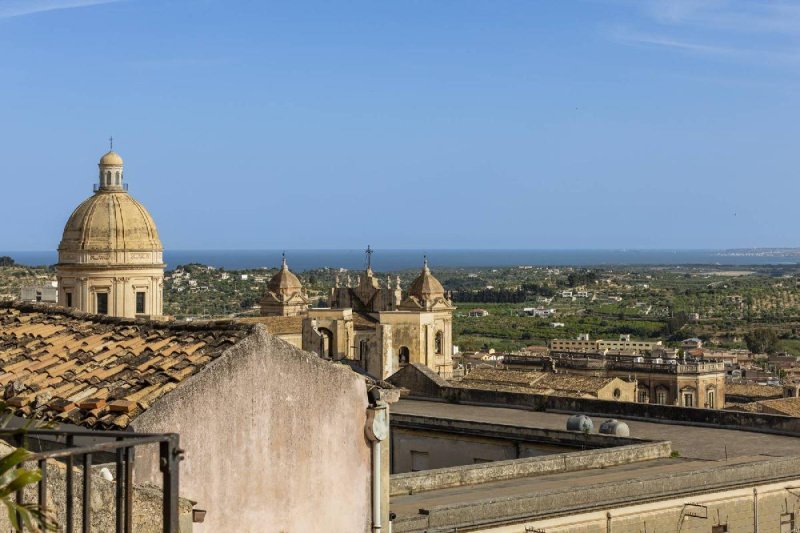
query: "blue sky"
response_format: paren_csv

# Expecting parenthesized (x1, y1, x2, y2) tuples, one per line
(1, 0, 798, 250)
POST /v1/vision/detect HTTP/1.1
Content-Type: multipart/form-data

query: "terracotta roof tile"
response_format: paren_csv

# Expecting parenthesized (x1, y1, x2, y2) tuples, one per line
(0, 302, 254, 429)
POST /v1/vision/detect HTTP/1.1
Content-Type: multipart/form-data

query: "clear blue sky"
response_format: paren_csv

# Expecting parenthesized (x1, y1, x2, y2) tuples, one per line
(1, 0, 798, 251)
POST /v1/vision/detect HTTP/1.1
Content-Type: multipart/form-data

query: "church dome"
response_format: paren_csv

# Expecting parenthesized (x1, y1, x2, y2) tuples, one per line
(99, 150, 123, 166)
(268, 256, 303, 294)
(408, 257, 445, 301)
(59, 192, 163, 257)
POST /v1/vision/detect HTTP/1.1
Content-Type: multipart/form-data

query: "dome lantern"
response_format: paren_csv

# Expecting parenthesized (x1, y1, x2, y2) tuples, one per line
(96, 137, 125, 191)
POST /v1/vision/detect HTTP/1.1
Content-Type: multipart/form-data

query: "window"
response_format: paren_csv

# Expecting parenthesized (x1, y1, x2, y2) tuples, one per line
(35, 291, 42, 302)
(712, 525, 728, 533)
(399, 346, 410, 365)
(613, 388, 621, 399)
(781, 513, 794, 533)
(359, 339, 369, 361)
(96, 293, 108, 315)
(707, 389, 716, 409)
(136, 292, 146, 314)
(638, 389, 649, 403)
(65, 292, 72, 308)
(410, 451, 429, 472)
(683, 392, 694, 407)
(656, 389, 667, 405)
(435, 331, 443, 355)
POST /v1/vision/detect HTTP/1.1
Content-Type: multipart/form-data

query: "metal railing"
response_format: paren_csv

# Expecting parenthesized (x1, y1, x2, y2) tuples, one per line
(1, 427, 182, 533)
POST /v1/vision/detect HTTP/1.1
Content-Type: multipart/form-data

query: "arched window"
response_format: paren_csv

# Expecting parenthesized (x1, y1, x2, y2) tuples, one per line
(435, 331, 443, 355)
(638, 389, 649, 404)
(106, 171, 111, 186)
(398, 346, 410, 365)
(318, 328, 334, 359)
(115, 171, 120, 185)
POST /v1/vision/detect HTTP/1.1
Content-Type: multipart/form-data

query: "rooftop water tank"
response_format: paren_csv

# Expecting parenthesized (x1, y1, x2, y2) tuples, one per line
(566, 414, 594, 433)
(599, 419, 630, 437)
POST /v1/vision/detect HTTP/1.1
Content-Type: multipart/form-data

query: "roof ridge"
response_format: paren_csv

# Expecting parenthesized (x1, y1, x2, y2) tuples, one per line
(1, 301, 255, 334)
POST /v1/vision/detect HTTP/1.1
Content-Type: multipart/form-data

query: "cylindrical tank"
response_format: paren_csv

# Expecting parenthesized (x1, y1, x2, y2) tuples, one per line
(599, 419, 630, 437)
(566, 414, 593, 433)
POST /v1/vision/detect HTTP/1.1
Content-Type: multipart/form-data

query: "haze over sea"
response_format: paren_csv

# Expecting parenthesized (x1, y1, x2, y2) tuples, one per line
(4, 250, 800, 272)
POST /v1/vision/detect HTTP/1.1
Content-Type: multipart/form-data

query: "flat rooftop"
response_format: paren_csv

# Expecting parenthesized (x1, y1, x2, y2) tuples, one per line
(393, 399, 800, 460)
(392, 454, 766, 518)
(391, 400, 800, 532)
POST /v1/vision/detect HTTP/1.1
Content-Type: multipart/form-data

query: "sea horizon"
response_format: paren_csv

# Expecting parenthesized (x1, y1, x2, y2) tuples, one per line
(4, 248, 800, 271)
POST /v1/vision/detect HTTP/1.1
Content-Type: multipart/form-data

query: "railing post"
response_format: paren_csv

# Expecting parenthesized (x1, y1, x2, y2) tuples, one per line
(66, 435, 75, 533)
(160, 435, 181, 533)
(38, 458, 48, 522)
(82, 453, 92, 533)
(116, 443, 125, 533)
(13, 433, 23, 533)
(125, 447, 134, 533)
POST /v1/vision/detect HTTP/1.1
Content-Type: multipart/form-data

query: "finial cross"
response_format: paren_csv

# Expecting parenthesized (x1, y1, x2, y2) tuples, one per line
(109, 136, 113, 150)
(365, 245, 374, 269)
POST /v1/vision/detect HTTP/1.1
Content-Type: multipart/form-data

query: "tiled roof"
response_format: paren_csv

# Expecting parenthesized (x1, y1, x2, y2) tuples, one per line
(0, 302, 253, 429)
(725, 383, 783, 400)
(736, 397, 800, 418)
(761, 398, 800, 417)
(461, 368, 615, 396)
(238, 316, 304, 336)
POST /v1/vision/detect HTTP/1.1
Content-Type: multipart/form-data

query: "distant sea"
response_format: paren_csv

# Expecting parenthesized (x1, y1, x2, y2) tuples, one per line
(4, 249, 800, 271)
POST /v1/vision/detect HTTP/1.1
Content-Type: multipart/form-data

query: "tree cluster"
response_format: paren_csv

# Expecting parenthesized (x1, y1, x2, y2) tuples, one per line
(744, 328, 779, 354)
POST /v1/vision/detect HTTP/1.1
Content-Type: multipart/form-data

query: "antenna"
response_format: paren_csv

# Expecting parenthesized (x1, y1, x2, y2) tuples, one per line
(109, 136, 113, 151)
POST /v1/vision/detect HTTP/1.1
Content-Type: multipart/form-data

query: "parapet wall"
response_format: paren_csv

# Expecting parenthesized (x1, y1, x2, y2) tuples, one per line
(392, 413, 643, 448)
(394, 456, 800, 532)
(441, 386, 800, 435)
(390, 439, 671, 496)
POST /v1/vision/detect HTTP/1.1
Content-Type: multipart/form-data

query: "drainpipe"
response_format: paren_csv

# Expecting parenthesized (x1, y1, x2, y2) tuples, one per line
(366, 391, 389, 533)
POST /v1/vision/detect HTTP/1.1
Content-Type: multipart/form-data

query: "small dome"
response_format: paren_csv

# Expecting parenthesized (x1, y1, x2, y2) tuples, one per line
(59, 192, 162, 256)
(99, 150, 124, 166)
(268, 256, 303, 294)
(408, 257, 445, 301)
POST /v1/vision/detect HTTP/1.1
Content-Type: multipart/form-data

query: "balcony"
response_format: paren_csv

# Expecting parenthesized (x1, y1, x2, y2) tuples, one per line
(0, 426, 182, 533)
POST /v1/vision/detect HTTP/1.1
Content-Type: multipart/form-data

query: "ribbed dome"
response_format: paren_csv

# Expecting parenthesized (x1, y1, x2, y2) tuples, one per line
(268, 257, 303, 294)
(99, 150, 123, 166)
(59, 191, 163, 257)
(408, 258, 445, 301)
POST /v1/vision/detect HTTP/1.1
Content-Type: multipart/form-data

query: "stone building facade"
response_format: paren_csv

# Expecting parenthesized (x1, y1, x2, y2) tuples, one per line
(56, 150, 164, 318)
(257, 255, 456, 379)
(507, 349, 727, 408)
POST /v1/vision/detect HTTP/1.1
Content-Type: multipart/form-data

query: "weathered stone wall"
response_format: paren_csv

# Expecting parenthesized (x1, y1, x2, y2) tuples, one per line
(391, 441, 671, 496)
(132, 327, 373, 533)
